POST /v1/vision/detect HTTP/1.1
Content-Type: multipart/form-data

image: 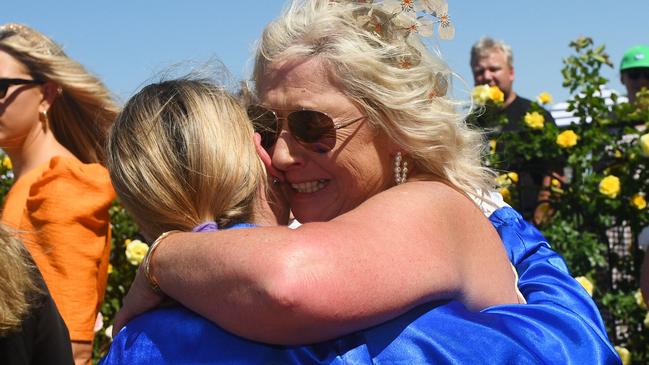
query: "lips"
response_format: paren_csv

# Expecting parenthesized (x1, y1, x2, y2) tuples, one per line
(290, 179, 328, 193)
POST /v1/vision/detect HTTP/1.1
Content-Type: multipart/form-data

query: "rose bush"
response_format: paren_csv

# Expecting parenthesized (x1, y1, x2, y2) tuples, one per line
(472, 37, 649, 363)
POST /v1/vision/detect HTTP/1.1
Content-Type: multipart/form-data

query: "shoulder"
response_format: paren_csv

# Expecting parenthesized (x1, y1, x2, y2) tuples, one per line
(342, 180, 496, 239)
(509, 95, 533, 110)
(36, 156, 112, 190)
(30, 156, 114, 200)
(26, 156, 115, 220)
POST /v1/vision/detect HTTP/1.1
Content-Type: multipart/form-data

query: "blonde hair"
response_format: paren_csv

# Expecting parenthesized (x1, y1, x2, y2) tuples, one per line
(252, 0, 495, 198)
(0, 23, 118, 164)
(0, 224, 41, 336)
(470, 36, 514, 68)
(106, 78, 265, 238)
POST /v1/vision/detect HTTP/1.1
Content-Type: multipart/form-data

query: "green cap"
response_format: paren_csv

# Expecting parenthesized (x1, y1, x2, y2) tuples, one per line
(621, 45, 649, 70)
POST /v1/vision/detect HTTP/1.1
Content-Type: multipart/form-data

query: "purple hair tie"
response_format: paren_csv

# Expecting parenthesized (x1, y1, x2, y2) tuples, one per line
(192, 221, 219, 232)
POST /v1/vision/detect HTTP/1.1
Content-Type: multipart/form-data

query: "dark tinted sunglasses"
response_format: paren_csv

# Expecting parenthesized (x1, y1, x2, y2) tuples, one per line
(247, 105, 365, 153)
(626, 68, 649, 81)
(0, 78, 44, 99)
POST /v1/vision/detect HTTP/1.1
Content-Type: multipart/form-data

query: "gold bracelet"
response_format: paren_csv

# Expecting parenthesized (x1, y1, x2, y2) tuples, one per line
(143, 230, 181, 294)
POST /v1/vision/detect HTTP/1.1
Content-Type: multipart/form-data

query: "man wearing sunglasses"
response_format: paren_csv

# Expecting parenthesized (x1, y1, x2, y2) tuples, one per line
(620, 45, 649, 105)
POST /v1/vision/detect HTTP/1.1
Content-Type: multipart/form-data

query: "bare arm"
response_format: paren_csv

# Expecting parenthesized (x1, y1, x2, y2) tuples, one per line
(115, 181, 518, 344)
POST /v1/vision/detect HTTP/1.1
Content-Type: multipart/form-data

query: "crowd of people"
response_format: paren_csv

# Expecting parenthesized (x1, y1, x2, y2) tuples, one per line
(1, 0, 648, 364)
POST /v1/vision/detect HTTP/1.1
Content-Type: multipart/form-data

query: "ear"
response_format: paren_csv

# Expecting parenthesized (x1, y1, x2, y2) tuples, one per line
(253, 132, 284, 182)
(38, 81, 60, 113)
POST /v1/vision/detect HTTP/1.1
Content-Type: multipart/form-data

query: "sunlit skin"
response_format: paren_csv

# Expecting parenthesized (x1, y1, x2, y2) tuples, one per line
(0, 50, 75, 180)
(259, 57, 394, 223)
(0, 50, 46, 153)
(471, 48, 516, 107)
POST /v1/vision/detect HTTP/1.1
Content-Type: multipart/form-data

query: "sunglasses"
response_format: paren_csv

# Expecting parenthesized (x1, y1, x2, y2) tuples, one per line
(626, 68, 649, 81)
(247, 105, 365, 153)
(0, 78, 44, 99)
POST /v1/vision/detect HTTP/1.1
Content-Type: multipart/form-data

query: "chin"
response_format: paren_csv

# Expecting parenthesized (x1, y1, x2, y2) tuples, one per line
(292, 208, 333, 224)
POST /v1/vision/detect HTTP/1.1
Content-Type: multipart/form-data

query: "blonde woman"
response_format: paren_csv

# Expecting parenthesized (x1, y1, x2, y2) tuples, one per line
(0, 224, 73, 364)
(0, 23, 117, 364)
(114, 1, 618, 363)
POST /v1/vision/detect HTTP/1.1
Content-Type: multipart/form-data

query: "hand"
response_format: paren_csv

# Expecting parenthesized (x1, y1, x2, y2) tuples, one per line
(112, 264, 165, 337)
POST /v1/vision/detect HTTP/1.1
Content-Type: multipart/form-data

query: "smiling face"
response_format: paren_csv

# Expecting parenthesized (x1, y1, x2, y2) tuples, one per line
(471, 48, 515, 101)
(0, 49, 45, 151)
(258, 57, 394, 222)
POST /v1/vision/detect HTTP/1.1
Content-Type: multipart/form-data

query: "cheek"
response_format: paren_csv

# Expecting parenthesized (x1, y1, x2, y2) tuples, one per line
(337, 138, 390, 192)
(0, 96, 40, 132)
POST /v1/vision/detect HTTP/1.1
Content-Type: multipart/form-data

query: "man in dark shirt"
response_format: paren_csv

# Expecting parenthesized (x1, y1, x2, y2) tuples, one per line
(470, 36, 556, 221)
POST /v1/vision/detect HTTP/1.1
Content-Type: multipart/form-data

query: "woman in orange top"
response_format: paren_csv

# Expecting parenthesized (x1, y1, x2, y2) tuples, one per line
(0, 23, 117, 365)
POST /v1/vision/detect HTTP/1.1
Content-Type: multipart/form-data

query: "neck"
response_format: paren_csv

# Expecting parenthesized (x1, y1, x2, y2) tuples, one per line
(251, 181, 289, 227)
(503, 91, 517, 108)
(4, 124, 75, 180)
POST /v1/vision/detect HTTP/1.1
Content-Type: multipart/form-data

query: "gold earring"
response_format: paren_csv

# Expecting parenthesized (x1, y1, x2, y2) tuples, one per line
(39, 109, 49, 124)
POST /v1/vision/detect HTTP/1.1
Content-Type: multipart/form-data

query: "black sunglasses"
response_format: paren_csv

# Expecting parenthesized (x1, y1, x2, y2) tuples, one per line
(247, 105, 365, 153)
(626, 68, 649, 81)
(0, 78, 44, 99)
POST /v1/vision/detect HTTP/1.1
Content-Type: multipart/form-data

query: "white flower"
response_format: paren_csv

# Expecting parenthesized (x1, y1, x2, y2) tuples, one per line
(418, 0, 447, 14)
(105, 325, 114, 340)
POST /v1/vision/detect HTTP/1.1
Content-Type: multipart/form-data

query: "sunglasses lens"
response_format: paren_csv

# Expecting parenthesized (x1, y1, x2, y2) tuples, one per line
(0, 82, 7, 99)
(247, 105, 278, 149)
(288, 110, 336, 152)
(628, 69, 649, 80)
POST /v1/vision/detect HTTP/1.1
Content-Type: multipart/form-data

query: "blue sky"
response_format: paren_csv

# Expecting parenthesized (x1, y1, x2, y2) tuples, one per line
(4, 1, 648, 106)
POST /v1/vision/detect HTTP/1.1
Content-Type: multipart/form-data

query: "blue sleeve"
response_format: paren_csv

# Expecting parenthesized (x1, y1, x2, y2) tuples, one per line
(101, 209, 620, 364)
(337, 206, 619, 364)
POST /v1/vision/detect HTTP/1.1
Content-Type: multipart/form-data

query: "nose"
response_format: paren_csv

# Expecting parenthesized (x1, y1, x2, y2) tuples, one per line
(271, 126, 306, 172)
(482, 71, 496, 85)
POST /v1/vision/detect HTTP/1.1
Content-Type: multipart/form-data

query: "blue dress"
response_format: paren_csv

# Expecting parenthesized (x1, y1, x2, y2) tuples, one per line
(100, 208, 620, 364)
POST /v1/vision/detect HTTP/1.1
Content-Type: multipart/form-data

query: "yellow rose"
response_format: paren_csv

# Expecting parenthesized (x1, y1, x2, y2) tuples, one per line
(636, 289, 648, 310)
(489, 139, 497, 154)
(575, 276, 594, 296)
(640, 133, 649, 157)
(599, 175, 621, 198)
(488, 86, 504, 105)
(551, 178, 561, 188)
(537, 92, 553, 105)
(471, 85, 491, 105)
(507, 172, 519, 184)
(524, 111, 545, 130)
(125, 239, 149, 266)
(615, 346, 631, 365)
(631, 193, 647, 210)
(499, 187, 511, 203)
(556, 130, 579, 148)
(2, 156, 12, 170)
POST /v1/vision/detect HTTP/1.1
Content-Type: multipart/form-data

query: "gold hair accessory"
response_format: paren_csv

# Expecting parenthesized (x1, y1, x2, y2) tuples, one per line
(354, 0, 455, 41)
(143, 230, 181, 294)
(428, 72, 448, 99)
(0, 23, 27, 35)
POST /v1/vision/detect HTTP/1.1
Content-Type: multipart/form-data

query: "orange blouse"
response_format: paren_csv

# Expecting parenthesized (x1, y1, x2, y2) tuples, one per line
(1, 156, 115, 342)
